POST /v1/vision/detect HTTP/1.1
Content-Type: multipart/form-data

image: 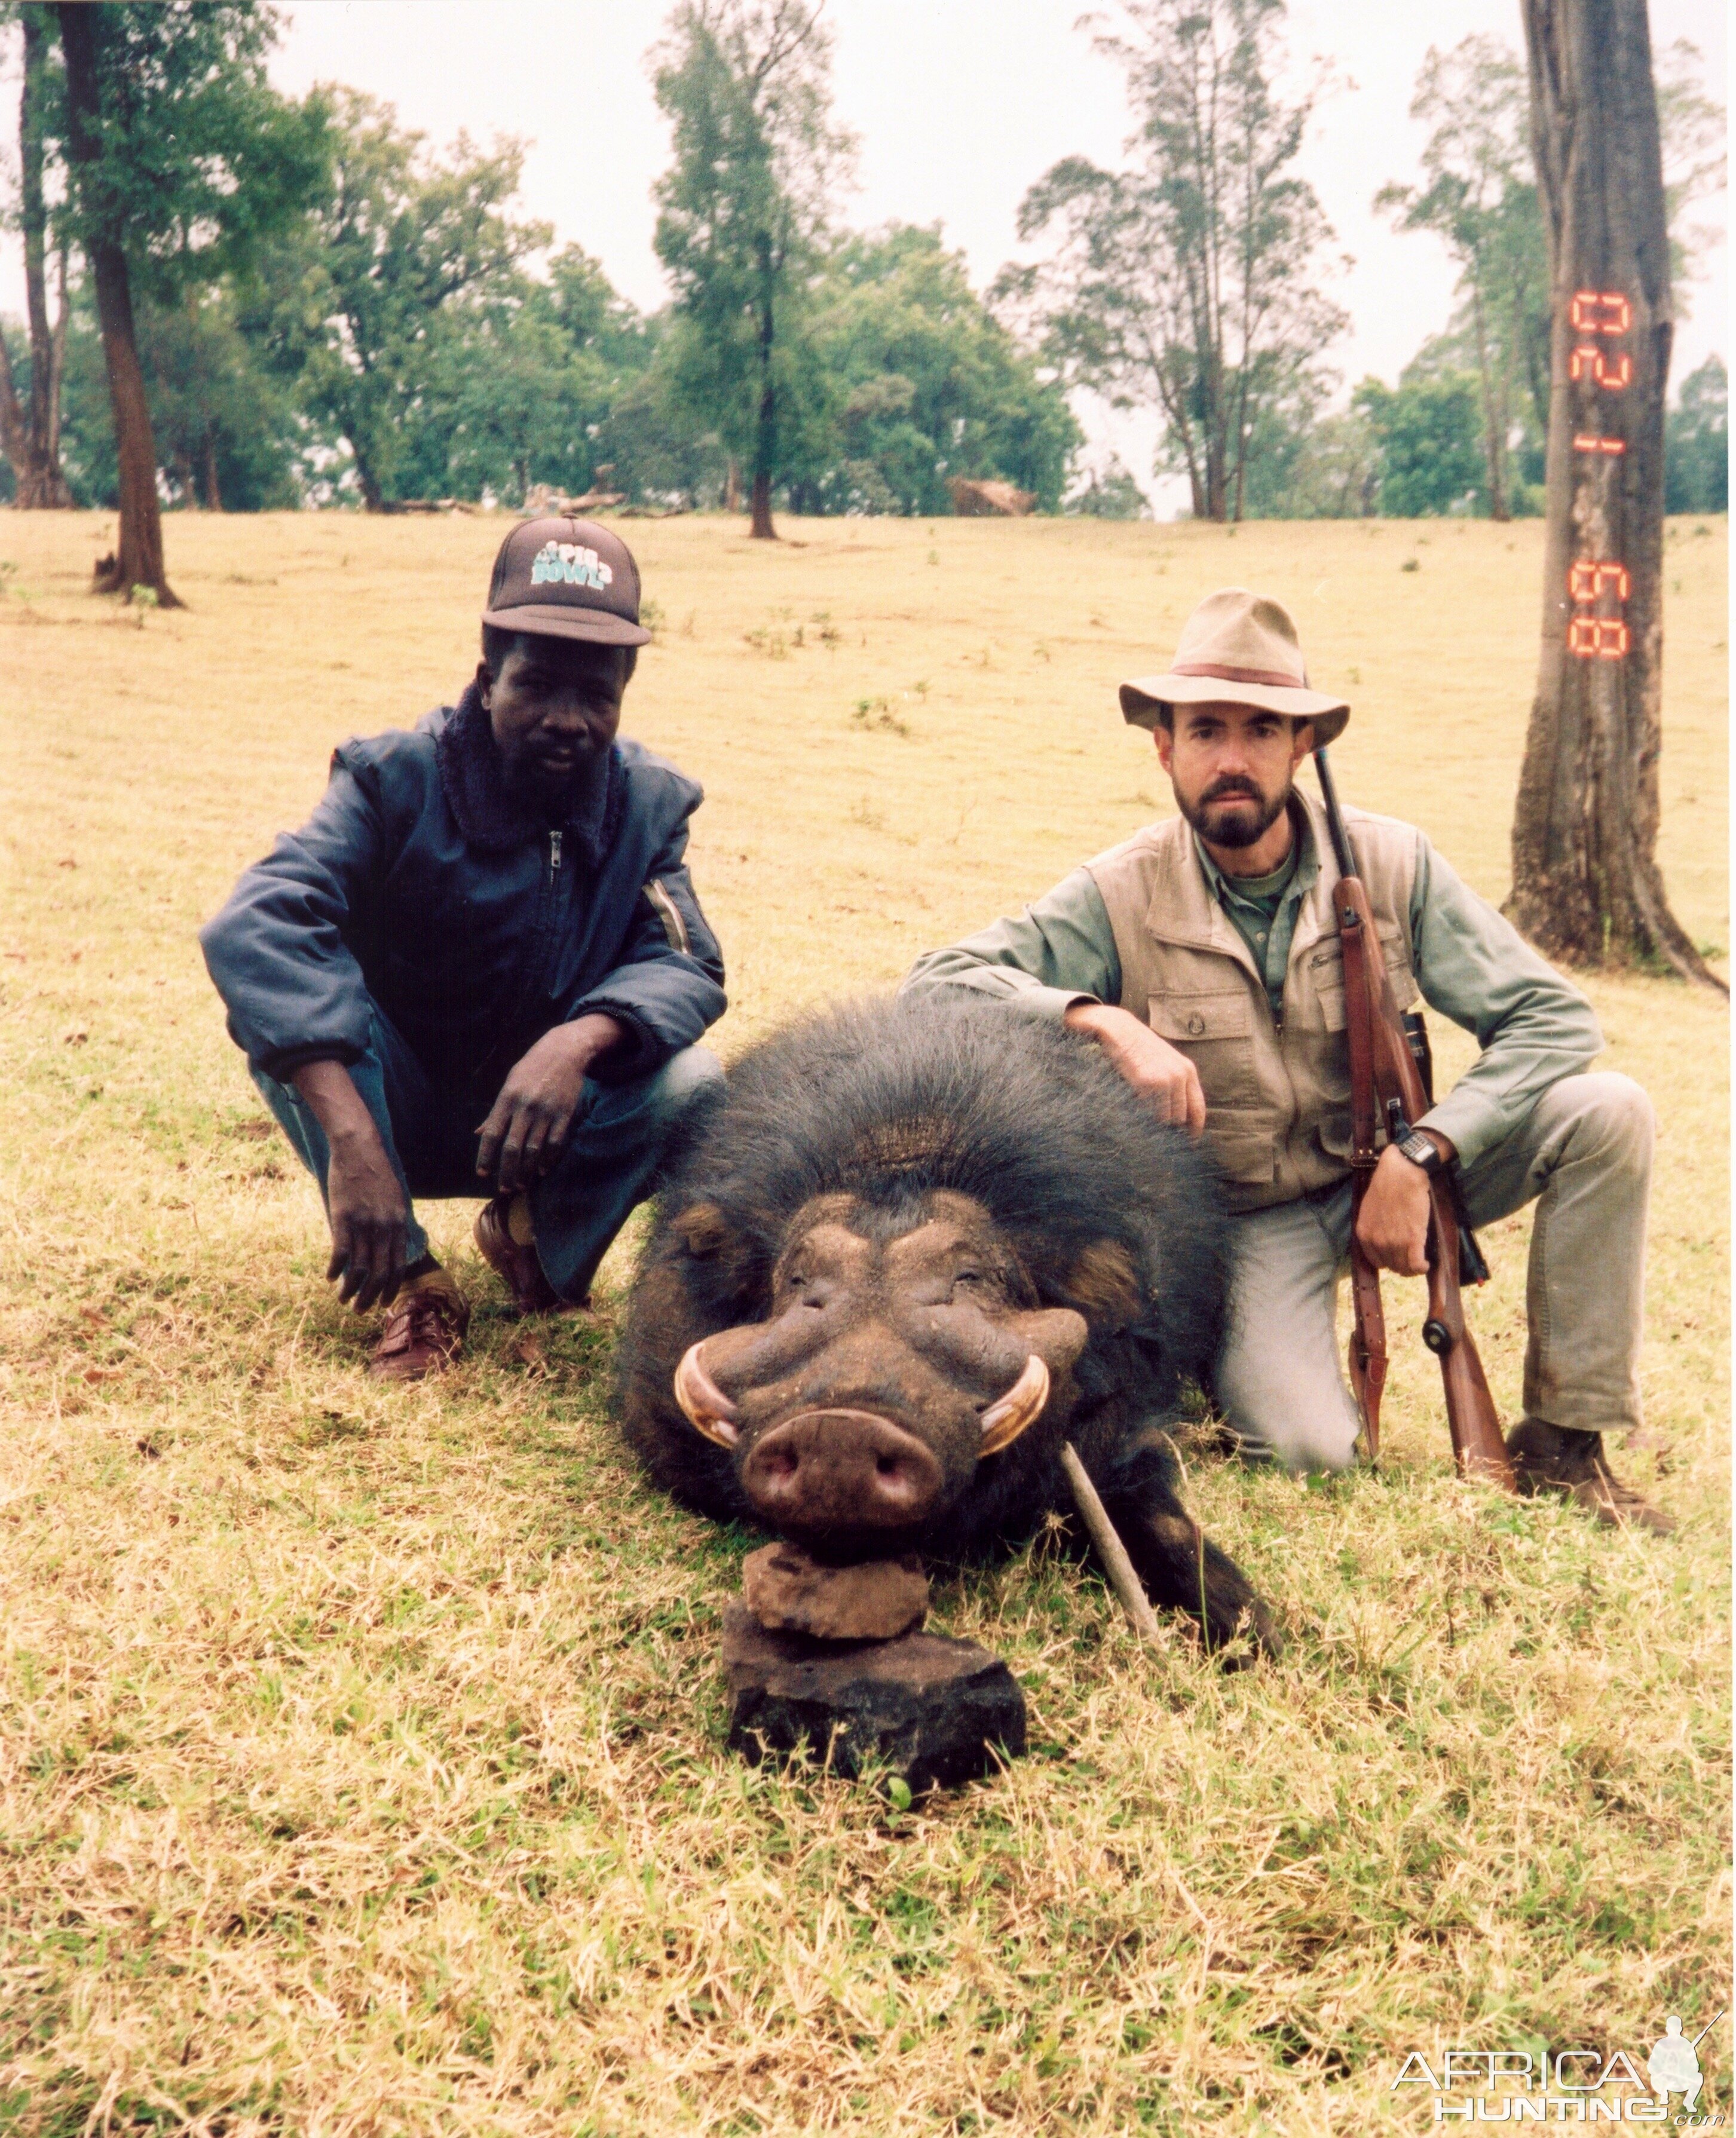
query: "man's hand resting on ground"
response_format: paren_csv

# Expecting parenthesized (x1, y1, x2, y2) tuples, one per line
(1354, 1134, 1455, 1277)
(290, 1059, 409, 1311)
(1064, 1000, 1206, 1134)
(476, 1012, 626, 1195)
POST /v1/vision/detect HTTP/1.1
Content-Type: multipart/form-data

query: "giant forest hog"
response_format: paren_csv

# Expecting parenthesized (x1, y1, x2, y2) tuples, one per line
(614, 996, 1276, 1655)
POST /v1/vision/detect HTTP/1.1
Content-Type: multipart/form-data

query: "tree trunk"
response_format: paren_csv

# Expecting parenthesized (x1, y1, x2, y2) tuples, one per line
(201, 429, 223, 512)
(749, 244, 777, 540)
(1, 8, 74, 507)
(1469, 278, 1511, 522)
(722, 458, 741, 513)
(749, 470, 775, 540)
(57, 5, 180, 604)
(352, 449, 384, 513)
(0, 336, 27, 498)
(1201, 350, 1229, 523)
(1508, 0, 1719, 990)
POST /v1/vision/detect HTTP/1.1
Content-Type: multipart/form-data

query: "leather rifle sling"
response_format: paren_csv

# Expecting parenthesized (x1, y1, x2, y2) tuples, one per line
(1336, 888, 1388, 1459)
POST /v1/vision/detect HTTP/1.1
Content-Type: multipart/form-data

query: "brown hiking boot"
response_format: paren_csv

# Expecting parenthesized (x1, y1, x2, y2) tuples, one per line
(474, 1194, 584, 1316)
(368, 1270, 470, 1382)
(1505, 1420, 1675, 1534)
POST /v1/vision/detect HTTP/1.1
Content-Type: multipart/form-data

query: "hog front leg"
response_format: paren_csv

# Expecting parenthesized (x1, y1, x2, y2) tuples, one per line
(1092, 1428, 1282, 1661)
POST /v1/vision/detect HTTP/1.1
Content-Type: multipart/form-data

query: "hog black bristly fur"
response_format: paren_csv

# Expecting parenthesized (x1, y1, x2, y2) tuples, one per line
(612, 993, 1276, 1654)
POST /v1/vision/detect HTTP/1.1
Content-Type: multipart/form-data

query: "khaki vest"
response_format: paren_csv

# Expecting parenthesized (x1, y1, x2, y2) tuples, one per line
(1087, 791, 1420, 1212)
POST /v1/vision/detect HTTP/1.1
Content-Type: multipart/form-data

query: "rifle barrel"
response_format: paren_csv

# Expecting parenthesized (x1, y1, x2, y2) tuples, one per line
(1313, 745, 1357, 881)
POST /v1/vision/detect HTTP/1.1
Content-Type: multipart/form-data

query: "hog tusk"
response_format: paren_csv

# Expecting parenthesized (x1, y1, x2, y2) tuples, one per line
(978, 1353, 1050, 1456)
(674, 1341, 741, 1448)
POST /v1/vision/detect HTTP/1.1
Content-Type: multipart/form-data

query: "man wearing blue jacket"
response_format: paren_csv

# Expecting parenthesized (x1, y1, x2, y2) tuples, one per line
(201, 519, 726, 1380)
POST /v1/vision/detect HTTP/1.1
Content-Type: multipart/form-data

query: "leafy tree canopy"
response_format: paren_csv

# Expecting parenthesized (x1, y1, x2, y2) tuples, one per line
(1665, 354, 1727, 515)
(264, 87, 547, 509)
(787, 225, 1078, 514)
(1003, 0, 1346, 523)
(1353, 372, 1484, 517)
(50, 1, 329, 300)
(652, 0, 853, 534)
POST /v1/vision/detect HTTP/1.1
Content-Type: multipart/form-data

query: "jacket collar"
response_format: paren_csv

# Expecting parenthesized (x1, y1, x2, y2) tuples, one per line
(1140, 791, 1337, 972)
(434, 682, 624, 863)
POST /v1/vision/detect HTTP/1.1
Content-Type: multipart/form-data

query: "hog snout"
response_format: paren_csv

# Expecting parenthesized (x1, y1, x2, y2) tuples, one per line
(739, 1409, 944, 1532)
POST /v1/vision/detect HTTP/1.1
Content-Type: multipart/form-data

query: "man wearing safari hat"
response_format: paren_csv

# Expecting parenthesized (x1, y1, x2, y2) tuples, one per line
(904, 587, 1669, 1529)
(201, 519, 725, 1379)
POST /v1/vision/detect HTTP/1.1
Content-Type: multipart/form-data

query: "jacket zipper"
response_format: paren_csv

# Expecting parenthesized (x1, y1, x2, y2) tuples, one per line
(473, 828, 567, 1093)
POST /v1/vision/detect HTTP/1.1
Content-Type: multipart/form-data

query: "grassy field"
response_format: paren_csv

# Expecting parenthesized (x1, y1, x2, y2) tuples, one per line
(0, 507, 1728, 2136)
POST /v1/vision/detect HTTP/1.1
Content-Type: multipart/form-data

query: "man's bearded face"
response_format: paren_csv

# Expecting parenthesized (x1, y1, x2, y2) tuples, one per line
(1156, 702, 1313, 852)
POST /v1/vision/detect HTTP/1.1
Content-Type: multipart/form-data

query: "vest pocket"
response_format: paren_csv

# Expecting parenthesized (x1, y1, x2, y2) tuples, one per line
(1203, 1113, 1279, 1187)
(1147, 989, 1261, 1107)
(1298, 929, 1417, 1030)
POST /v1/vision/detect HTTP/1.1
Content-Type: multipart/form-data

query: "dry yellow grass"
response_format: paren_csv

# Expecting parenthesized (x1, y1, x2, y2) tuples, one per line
(0, 508, 1728, 2136)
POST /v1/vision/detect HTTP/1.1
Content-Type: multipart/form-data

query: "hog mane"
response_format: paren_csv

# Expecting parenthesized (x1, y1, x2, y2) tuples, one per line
(613, 993, 1231, 1556)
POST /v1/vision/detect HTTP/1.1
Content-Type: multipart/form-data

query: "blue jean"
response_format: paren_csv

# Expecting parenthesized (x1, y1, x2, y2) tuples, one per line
(252, 1009, 722, 1303)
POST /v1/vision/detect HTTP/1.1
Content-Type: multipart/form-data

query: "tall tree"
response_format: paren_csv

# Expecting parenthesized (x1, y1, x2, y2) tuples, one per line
(1508, 0, 1722, 990)
(787, 224, 1079, 516)
(1002, 0, 1345, 523)
(55, 2, 170, 596)
(1375, 38, 1539, 522)
(653, 0, 852, 538)
(52, 2, 324, 599)
(0, 6, 72, 506)
(278, 90, 541, 510)
(428, 256, 639, 509)
(1376, 34, 1720, 529)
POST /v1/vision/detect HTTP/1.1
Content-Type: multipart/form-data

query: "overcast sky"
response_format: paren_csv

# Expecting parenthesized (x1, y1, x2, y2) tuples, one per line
(4, 0, 1728, 510)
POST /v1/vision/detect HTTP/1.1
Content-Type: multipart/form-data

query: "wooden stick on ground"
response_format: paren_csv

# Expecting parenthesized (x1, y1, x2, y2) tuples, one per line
(1059, 1442, 1162, 1646)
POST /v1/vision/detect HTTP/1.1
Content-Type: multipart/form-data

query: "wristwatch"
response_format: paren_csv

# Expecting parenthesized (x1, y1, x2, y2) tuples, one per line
(1394, 1128, 1447, 1177)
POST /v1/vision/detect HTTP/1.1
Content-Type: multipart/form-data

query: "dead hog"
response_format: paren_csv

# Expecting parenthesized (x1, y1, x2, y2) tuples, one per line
(613, 995, 1275, 1655)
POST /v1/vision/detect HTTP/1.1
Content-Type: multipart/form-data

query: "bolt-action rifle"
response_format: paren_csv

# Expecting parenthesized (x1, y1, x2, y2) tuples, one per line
(1314, 746, 1516, 1488)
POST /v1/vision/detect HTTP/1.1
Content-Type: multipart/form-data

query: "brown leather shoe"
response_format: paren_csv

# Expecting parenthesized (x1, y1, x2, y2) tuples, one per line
(474, 1194, 583, 1316)
(1506, 1419, 1675, 1533)
(368, 1272, 470, 1382)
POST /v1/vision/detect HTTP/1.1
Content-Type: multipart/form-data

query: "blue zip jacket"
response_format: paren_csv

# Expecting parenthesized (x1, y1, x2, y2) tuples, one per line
(200, 684, 726, 1093)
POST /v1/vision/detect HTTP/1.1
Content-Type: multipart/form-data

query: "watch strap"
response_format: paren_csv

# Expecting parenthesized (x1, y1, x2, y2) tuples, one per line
(1396, 1129, 1445, 1176)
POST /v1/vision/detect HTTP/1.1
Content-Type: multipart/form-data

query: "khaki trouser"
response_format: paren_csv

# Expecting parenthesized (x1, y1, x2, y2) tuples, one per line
(1213, 1073, 1655, 1471)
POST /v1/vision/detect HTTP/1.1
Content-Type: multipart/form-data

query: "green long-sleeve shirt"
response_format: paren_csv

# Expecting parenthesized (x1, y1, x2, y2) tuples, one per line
(900, 810, 1603, 1171)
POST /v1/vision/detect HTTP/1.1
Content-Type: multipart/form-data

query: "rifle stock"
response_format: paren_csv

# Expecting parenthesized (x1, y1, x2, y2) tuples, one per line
(1315, 748, 1515, 1490)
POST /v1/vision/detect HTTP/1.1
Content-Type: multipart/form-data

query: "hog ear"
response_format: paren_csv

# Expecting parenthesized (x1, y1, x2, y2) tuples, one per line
(1058, 1239, 1145, 1331)
(978, 1306, 1089, 1456)
(975, 1300, 1086, 1454)
(1010, 1304, 1090, 1373)
(672, 1202, 734, 1257)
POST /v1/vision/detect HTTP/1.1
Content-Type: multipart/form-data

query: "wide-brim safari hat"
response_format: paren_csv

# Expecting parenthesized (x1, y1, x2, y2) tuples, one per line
(1119, 587, 1349, 745)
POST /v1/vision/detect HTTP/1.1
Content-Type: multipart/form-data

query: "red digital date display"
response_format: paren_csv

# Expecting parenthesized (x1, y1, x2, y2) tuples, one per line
(1567, 290, 1631, 660)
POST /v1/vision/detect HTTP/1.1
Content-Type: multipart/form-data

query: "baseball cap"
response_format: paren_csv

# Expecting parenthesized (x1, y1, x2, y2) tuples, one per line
(481, 516, 651, 648)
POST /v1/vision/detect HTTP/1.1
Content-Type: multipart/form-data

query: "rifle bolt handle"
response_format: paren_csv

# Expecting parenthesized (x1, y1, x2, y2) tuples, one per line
(1422, 1319, 1452, 1356)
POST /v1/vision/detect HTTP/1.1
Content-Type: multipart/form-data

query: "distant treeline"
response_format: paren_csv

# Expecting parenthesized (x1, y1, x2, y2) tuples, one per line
(5, 201, 1083, 517)
(0, 2, 1725, 525)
